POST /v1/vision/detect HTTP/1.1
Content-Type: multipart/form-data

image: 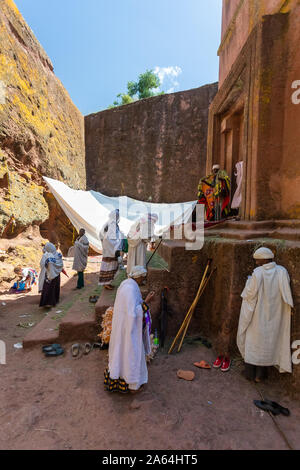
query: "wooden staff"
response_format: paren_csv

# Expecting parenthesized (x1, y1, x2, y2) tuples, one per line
(177, 267, 216, 352)
(146, 237, 163, 267)
(168, 259, 212, 354)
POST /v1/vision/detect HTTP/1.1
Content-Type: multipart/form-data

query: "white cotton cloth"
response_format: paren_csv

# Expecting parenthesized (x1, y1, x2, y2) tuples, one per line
(129, 266, 147, 279)
(126, 239, 147, 275)
(38, 243, 64, 292)
(99, 210, 124, 258)
(108, 278, 148, 390)
(253, 247, 274, 259)
(72, 234, 89, 272)
(126, 216, 157, 274)
(237, 262, 294, 373)
(231, 161, 243, 209)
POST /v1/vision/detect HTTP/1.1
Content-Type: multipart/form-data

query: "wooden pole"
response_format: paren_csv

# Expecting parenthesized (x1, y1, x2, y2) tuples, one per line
(168, 259, 212, 354)
(177, 268, 216, 353)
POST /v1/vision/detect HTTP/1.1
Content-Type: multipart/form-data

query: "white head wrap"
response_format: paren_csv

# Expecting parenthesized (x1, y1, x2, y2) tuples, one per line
(253, 247, 274, 260)
(129, 266, 147, 279)
(212, 164, 220, 170)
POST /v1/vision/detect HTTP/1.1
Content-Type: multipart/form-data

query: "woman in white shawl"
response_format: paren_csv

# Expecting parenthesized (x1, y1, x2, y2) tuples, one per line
(72, 228, 89, 289)
(126, 213, 158, 276)
(104, 266, 155, 394)
(237, 247, 294, 382)
(99, 209, 124, 290)
(39, 242, 64, 307)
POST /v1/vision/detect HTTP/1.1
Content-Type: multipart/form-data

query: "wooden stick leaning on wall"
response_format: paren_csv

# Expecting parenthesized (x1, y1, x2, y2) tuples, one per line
(177, 267, 216, 353)
(168, 259, 212, 355)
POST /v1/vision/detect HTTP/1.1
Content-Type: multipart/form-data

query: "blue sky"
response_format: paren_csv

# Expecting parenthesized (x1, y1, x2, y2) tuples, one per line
(15, 0, 222, 116)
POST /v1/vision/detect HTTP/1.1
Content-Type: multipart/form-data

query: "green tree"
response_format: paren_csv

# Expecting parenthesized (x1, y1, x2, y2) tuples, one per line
(109, 69, 163, 108)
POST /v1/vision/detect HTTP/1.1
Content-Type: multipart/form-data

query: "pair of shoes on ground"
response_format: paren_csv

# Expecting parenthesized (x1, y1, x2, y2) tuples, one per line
(71, 342, 102, 358)
(42, 343, 64, 357)
(213, 355, 231, 372)
(254, 399, 290, 416)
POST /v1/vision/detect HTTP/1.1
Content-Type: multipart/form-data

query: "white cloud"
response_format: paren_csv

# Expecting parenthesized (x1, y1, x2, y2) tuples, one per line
(153, 66, 182, 94)
(0, 81, 6, 105)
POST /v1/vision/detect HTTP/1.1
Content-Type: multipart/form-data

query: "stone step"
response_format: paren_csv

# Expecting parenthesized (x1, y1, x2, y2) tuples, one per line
(23, 314, 59, 349)
(205, 229, 271, 240)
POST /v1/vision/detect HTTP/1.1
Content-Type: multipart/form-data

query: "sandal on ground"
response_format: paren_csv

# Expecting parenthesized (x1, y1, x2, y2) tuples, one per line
(193, 360, 211, 369)
(104, 285, 114, 290)
(71, 343, 82, 358)
(177, 370, 195, 381)
(253, 400, 281, 416)
(44, 347, 64, 357)
(83, 343, 92, 355)
(42, 343, 62, 353)
(264, 399, 290, 417)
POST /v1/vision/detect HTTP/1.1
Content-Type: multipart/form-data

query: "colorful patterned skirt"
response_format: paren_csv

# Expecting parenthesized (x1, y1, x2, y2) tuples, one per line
(99, 257, 118, 285)
(104, 369, 129, 394)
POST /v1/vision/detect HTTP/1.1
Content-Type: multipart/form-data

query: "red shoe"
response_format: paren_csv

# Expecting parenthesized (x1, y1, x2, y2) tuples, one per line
(221, 357, 231, 372)
(213, 356, 224, 368)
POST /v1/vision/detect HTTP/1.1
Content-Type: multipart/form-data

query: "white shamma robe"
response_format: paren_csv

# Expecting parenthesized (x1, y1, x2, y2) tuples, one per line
(237, 262, 294, 373)
(108, 278, 149, 390)
(72, 235, 89, 272)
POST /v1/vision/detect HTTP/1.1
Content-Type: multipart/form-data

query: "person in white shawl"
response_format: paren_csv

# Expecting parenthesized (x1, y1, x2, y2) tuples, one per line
(39, 242, 64, 307)
(72, 228, 89, 289)
(99, 209, 125, 290)
(126, 213, 158, 276)
(237, 247, 294, 382)
(104, 266, 155, 394)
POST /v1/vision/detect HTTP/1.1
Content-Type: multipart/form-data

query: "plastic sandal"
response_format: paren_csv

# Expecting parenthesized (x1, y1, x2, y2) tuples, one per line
(71, 343, 82, 358)
(264, 399, 290, 417)
(193, 360, 211, 369)
(44, 347, 64, 357)
(42, 344, 61, 353)
(83, 343, 92, 355)
(177, 370, 195, 381)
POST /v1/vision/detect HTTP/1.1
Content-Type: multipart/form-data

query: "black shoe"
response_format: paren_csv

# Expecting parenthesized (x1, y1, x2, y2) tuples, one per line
(253, 400, 281, 416)
(264, 399, 290, 417)
(42, 343, 62, 353)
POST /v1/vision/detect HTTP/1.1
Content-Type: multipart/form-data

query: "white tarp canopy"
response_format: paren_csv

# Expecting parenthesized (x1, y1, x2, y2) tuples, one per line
(44, 177, 197, 253)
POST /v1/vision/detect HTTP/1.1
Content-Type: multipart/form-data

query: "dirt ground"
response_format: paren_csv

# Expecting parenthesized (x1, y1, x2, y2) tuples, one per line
(0, 259, 300, 451)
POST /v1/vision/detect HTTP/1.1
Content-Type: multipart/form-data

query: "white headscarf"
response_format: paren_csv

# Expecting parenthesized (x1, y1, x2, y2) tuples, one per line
(128, 266, 147, 279)
(38, 242, 64, 292)
(100, 209, 122, 241)
(253, 247, 275, 260)
(128, 213, 158, 241)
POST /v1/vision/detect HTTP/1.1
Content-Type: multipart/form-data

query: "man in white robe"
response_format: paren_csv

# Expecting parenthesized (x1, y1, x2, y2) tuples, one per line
(72, 228, 89, 289)
(237, 247, 294, 381)
(126, 214, 158, 276)
(106, 266, 155, 393)
(99, 209, 124, 290)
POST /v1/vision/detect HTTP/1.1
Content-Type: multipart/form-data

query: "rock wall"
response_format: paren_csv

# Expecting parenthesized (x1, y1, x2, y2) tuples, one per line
(0, 0, 85, 240)
(85, 83, 218, 203)
(154, 237, 300, 395)
(208, 7, 300, 221)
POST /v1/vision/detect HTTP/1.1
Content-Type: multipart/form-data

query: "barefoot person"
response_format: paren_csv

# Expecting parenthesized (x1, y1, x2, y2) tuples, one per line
(39, 242, 64, 308)
(72, 228, 89, 289)
(237, 247, 294, 382)
(99, 209, 124, 290)
(104, 266, 155, 394)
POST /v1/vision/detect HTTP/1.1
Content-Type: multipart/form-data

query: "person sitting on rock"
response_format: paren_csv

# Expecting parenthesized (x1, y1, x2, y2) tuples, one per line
(197, 164, 231, 221)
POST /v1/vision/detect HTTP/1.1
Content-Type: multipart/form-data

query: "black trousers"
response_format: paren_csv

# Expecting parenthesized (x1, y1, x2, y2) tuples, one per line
(244, 363, 268, 381)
